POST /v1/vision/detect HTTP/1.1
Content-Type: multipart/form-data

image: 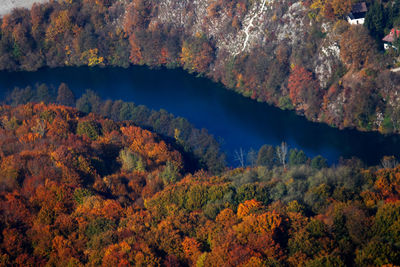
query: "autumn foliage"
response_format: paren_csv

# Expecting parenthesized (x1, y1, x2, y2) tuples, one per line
(288, 65, 321, 117)
(340, 26, 378, 70)
(0, 103, 399, 266)
(0, 0, 398, 136)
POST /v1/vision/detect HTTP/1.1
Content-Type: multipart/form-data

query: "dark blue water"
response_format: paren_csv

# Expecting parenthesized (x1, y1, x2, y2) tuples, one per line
(1, 66, 399, 165)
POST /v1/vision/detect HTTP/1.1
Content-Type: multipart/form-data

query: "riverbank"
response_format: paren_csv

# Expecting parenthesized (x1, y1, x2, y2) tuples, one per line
(1, 65, 400, 165)
(0, 0, 48, 17)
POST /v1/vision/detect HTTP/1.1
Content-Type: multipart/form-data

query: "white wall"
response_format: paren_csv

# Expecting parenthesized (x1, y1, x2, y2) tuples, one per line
(384, 43, 398, 50)
(347, 17, 365, 25)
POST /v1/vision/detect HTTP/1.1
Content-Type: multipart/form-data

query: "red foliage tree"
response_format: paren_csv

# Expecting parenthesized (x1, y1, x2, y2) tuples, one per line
(288, 65, 321, 117)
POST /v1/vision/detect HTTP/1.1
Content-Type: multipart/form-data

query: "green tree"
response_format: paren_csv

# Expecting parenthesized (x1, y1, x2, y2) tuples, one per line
(355, 239, 400, 266)
(57, 83, 75, 106)
(365, 1, 385, 42)
(118, 148, 146, 172)
(289, 149, 308, 166)
(373, 203, 400, 245)
(186, 185, 207, 211)
(311, 155, 328, 169)
(8, 86, 34, 105)
(76, 90, 102, 114)
(77, 120, 102, 140)
(246, 148, 257, 167)
(35, 84, 53, 104)
(256, 145, 275, 168)
(73, 188, 93, 204)
(160, 161, 180, 184)
(384, 0, 400, 30)
(306, 255, 345, 267)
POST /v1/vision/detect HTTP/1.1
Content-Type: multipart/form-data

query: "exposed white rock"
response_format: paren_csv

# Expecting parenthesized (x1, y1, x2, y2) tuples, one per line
(154, 0, 341, 88)
(235, 0, 268, 55)
(314, 23, 341, 88)
(156, 0, 316, 58)
(276, 2, 307, 46)
(0, 0, 48, 17)
(375, 112, 383, 127)
(326, 90, 345, 121)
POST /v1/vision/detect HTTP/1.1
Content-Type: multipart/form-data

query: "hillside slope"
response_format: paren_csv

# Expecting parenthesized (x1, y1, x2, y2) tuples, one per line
(0, 0, 48, 16)
(0, 103, 399, 266)
(0, 0, 399, 134)
(124, 0, 399, 133)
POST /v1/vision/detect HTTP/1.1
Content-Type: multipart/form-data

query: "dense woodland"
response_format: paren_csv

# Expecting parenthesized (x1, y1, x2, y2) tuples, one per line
(4, 83, 226, 174)
(0, 0, 400, 134)
(1, 0, 400, 265)
(0, 103, 399, 266)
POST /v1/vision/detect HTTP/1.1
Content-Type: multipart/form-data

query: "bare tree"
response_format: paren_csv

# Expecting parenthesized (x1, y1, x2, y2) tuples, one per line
(277, 142, 288, 169)
(234, 148, 246, 167)
(247, 148, 257, 167)
(380, 155, 399, 169)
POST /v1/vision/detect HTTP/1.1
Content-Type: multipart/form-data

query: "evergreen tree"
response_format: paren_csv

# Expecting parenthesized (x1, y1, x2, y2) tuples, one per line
(57, 83, 75, 106)
(36, 83, 53, 104)
(289, 149, 308, 166)
(76, 90, 102, 114)
(365, 1, 385, 43)
(257, 145, 276, 168)
(385, 0, 400, 30)
(311, 155, 328, 169)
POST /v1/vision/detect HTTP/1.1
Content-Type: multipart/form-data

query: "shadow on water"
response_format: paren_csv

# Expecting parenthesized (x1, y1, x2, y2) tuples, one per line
(1, 65, 400, 165)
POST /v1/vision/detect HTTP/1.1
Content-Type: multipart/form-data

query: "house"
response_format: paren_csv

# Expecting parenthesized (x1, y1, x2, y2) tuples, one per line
(346, 2, 368, 25)
(383, 28, 400, 50)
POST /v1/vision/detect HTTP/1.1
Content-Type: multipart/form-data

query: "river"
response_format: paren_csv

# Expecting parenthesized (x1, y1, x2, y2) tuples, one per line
(1, 66, 399, 165)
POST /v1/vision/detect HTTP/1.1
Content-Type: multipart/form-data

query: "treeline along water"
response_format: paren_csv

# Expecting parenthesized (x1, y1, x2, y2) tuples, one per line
(0, 65, 399, 165)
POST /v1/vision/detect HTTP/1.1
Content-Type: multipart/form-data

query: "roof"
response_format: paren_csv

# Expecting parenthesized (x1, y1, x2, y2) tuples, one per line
(351, 2, 368, 14)
(383, 28, 400, 43)
(347, 12, 365, 20)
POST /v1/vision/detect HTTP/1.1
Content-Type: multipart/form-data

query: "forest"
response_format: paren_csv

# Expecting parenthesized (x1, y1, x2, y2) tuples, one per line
(0, 103, 399, 266)
(4, 83, 226, 174)
(0, 0, 400, 265)
(0, 0, 399, 134)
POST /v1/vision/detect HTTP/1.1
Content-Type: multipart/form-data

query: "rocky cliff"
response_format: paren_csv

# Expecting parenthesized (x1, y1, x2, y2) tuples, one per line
(0, 0, 48, 16)
(0, 0, 399, 134)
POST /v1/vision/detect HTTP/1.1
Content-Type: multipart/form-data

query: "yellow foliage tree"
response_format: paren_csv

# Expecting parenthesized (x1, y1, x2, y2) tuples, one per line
(46, 10, 72, 41)
(80, 48, 105, 67)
